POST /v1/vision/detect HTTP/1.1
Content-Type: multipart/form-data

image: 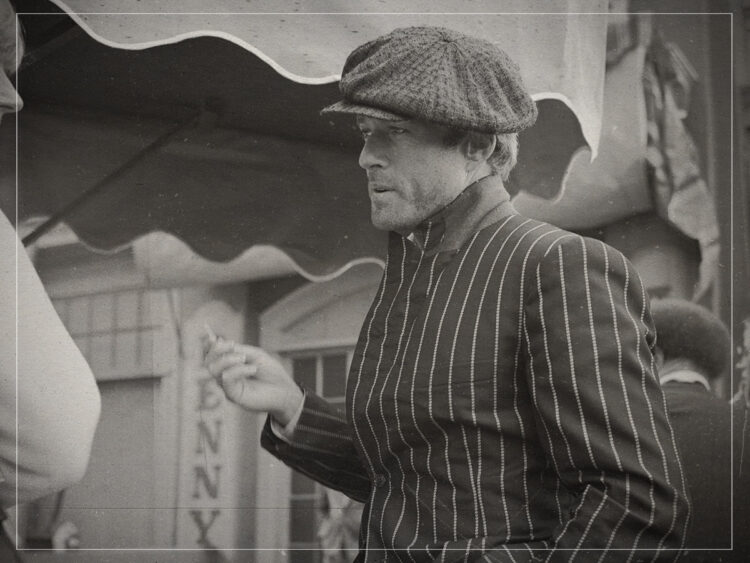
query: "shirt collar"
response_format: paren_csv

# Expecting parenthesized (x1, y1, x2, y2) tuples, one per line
(659, 369, 712, 391)
(408, 175, 515, 255)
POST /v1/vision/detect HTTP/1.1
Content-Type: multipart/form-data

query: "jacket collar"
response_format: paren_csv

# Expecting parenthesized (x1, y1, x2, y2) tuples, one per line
(407, 175, 515, 255)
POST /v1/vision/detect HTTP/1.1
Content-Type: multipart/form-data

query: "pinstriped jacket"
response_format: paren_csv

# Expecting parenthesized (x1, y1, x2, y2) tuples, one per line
(262, 177, 690, 562)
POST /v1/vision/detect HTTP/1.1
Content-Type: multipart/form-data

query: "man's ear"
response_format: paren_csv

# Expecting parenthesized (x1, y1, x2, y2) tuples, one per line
(462, 133, 496, 164)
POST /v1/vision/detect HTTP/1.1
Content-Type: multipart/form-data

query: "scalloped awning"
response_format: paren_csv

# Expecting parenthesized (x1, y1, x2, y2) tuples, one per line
(51, 0, 606, 152)
(5, 1, 611, 281)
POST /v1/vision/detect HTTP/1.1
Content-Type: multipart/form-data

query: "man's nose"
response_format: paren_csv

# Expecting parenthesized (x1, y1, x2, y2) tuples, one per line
(0, 72, 23, 118)
(358, 138, 388, 170)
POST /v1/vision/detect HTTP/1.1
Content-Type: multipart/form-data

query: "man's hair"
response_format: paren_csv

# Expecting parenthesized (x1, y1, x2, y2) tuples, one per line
(442, 129, 519, 181)
(650, 298, 731, 380)
(0, 1, 23, 74)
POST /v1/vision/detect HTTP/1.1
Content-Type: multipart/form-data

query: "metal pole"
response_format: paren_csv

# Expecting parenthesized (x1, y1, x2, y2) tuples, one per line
(22, 114, 199, 247)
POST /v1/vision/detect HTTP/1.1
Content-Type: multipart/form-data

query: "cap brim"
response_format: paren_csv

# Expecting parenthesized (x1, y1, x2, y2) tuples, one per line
(321, 100, 407, 121)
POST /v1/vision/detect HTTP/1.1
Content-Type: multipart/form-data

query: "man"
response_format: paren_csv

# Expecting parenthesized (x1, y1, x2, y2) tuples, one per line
(651, 298, 749, 562)
(206, 26, 689, 561)
(0, 2, 101, 558)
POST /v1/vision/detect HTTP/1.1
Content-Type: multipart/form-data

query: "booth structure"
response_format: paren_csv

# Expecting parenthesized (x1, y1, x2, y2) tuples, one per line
(1, 1, 745, 562)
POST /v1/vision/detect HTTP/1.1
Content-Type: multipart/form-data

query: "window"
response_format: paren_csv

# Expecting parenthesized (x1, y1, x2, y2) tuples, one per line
(52, 288, 174, 381)
(287, 350, 357, 563)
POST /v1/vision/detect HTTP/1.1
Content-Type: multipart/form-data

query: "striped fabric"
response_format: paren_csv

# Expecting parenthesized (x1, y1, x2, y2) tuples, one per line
(262, 179, 690, 562)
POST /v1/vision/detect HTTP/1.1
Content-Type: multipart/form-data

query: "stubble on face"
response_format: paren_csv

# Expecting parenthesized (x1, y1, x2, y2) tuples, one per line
(358, 116, 469, 234)
(368, 176, 451, 233)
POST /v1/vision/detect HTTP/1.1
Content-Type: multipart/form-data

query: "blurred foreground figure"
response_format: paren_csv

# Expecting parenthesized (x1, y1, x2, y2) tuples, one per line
(652, 298, 750, 562)
(207, 25, 689, 561)
(0, 0, 101, 558)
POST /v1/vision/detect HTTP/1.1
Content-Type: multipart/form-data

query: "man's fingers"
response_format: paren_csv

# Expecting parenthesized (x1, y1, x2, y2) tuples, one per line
(220, 363, 259, 403)
(230, 343, 265, 362)
(203, 339, 237, 366)
(222, 363, 258, 382)
(206, 352, 247, 380)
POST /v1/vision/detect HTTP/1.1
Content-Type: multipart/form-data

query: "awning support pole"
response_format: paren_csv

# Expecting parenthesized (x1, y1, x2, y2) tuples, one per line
(22, 114, 199, 247)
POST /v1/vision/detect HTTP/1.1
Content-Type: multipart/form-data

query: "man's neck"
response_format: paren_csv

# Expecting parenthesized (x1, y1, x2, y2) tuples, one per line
(408, 175, 514, 253)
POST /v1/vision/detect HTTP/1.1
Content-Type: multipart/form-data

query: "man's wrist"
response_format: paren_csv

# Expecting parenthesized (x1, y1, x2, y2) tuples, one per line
(271, 384, 305, 427)
(270, 387, 305, 441)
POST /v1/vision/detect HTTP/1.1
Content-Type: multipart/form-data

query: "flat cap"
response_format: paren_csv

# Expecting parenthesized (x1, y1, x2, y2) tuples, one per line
(322, 26, 537, 134)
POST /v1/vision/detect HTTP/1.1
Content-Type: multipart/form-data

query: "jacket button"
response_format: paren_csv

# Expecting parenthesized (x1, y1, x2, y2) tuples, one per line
(373, 473, 386, 487)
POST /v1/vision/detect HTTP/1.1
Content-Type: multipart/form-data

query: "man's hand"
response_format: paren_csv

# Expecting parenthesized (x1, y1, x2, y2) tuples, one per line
(203, 336, 303, 426)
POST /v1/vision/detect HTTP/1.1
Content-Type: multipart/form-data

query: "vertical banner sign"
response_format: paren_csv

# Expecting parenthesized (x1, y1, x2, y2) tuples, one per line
(176, 299, 245, 551)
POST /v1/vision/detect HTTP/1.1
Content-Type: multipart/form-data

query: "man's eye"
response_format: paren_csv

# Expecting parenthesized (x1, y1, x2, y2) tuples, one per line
(389, 128, 406, 135)
(359, 129, 371, 139)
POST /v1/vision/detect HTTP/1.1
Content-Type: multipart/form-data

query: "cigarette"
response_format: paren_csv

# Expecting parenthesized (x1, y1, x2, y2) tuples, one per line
(204, 323, 217, 342)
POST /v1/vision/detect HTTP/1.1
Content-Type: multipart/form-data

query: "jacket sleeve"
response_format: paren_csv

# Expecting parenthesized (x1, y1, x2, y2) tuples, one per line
(522, 235, 690, 562)
(261, 389, 371, 503)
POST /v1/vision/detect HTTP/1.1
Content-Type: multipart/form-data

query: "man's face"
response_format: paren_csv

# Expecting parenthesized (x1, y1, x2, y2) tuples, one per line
(356, 116, 470, 233)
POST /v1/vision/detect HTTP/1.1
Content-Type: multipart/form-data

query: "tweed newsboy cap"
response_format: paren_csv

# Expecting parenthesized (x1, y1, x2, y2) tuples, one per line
(322, 26, 538, 134)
